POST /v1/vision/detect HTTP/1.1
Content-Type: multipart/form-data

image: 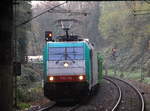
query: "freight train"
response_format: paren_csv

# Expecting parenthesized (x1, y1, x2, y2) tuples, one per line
(43, 19, 103, 102)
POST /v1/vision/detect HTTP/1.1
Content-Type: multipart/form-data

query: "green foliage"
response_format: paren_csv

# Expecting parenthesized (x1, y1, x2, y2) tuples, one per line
(99, 1, 150, 75)
(108, 69, 150, 84)
(143, 77, 150, 84)
(17, 85, 43, 102)
(15, 1, 32, 62)
(17, 102, 31, 110)
(17, 64, 43, 110)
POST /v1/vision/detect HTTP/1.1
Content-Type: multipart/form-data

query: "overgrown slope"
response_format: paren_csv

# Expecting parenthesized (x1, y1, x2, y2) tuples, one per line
(99, 1, 150, 76)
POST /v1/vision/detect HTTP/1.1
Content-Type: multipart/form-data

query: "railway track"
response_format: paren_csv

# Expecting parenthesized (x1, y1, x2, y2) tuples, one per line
(37, 103, 56, 111)
(28, 103, 80, 111)
(104, 76, 145, 111)
(45, 104, 80, 111)
(29, 76, 144, 111)
(28, 100, 84, 111)
(27, 102, 56, 111)
(104, 77, 122, 111)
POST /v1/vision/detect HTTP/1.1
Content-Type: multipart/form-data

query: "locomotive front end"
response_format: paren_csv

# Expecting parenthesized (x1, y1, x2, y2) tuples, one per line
(43, 42, 89, 102)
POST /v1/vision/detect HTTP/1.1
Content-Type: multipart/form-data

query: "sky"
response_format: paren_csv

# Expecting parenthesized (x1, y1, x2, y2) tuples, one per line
(31, 1, 42, 6)
(31, 1, 66, 6)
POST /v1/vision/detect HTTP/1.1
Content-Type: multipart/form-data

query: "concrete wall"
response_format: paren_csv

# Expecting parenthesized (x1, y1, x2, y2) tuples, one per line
(0, 1, 13, 111)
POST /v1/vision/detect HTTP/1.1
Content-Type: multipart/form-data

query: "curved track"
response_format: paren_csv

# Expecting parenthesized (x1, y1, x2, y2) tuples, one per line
(38, 103, 56, 111)
(29, 76, 144, 111)
(46, 104, 79, 111)
(31, 101, 84, 111)
(28, 102, 56, 111)
(104, 77, 122, 111)
(104, 76, 144, 111)
(29, 103, 78, 111)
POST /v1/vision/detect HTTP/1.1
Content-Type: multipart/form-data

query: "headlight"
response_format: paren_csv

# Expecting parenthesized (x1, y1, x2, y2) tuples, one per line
(64, 62, 69, 67)
(49, 76, 54, 81)
(78, 75, 84, 80)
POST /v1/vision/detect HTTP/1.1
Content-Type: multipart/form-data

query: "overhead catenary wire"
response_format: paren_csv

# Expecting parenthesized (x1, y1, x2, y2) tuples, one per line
(16, 1, 68, 27)
(125, 1, 150, 16)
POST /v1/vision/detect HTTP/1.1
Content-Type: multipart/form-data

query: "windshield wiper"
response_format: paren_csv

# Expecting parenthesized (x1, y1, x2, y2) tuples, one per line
(66, 55, 75, 63)
(55, 55, 64, 64)
(55, 54, 75, 64)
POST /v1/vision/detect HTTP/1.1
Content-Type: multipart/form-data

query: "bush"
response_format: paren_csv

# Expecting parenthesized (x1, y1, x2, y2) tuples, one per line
(17, 64, 44, 110)
(17, 102, 31, 110)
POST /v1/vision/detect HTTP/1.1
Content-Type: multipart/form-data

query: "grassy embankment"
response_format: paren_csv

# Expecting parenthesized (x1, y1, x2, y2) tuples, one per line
(107, 69, 150, 84)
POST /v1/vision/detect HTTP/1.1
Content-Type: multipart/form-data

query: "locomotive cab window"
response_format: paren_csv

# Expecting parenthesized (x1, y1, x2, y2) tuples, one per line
(48, 47, 84, 61)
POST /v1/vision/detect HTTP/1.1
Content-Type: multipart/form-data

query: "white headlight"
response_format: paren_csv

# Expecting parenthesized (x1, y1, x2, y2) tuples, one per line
(78, 75, 84, 80)
(49, 76, 54, 81)
(64, 62, 69, 67)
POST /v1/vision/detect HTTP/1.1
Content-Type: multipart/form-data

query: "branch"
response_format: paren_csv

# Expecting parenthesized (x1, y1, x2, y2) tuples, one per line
(16, 1, 67, 27)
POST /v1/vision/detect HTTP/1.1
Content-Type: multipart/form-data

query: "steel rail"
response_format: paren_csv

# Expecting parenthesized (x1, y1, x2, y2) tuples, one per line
(66, 104, 80, 111)
(38, 103, 56, 111)
(66, 93, 90, 111)
(106, 76, 145, 111)
(104, 77, 122, 111)
(27, 102, 56, 111)
(32, 102, 81, 111)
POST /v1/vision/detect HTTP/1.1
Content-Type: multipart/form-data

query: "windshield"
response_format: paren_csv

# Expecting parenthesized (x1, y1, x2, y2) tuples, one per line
(48, 47, 84, 61)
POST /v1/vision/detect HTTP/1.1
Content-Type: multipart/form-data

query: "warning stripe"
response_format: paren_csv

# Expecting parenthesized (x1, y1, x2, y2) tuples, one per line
(48, 75, 86, 82)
